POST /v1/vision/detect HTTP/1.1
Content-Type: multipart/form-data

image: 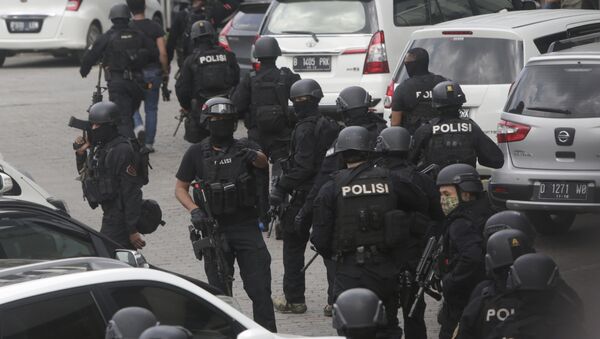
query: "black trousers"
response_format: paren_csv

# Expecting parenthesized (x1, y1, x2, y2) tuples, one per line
(333, 259, 403, 339)
(398, 279, 427, 339)
(438, 300, 466, 339)
(201, 223, 277, 332)
(101, 200, 134, 250)
(108, 78, 143, 139)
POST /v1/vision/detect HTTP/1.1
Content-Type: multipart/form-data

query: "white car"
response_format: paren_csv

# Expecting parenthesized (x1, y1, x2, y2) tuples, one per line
(0, 257, 340, 339)
(0, 0, 164, 66)
(386, 10, 600, 138)
(256, 0, 517, 116)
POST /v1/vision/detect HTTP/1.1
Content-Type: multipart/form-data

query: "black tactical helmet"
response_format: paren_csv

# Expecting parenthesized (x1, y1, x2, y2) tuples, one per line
(333, 288, 386, 332)
(432, 81, 466, 109)
(436, 163, 483, 193)
(484, 210, 536, 242)
(507, 253, 560, 291)
(253, 36, 282, 58)
(485, 229, 535, 275)
(336, 86, 372, 112)
(105, 307, 158, 339)
(202, 97, 237, 119)
(139, 326, 192, 339)
(290, 79, 324, 100)
(190, 20, 215, 40)
(375, 127, 411, 153)
(137, 199, 166, 235)
(335, 126, 372, 154)
(89, 101, 120, 125)
(109, 4, 131, 21)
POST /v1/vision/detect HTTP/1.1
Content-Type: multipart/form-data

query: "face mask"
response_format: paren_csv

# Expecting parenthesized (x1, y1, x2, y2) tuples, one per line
(343, 108, 370, 126)
(440, 195, 460, 216)
(404, 59, 428, 77)
(293, 99, 318, 120)
(89, 124, 118, 145)
(209, 119, 235, 145)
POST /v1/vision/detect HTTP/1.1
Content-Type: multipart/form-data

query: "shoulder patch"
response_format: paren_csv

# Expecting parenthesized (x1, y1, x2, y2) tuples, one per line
(126, 164, 138, 177)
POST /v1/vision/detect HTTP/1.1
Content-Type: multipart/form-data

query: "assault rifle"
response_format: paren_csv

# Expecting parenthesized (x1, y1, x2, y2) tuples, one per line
(189, 181, 233, 296)
(266, 205, 279, 238)
(301, 246, 319, 273)
(90, 64, 106, 108)
(408, 235, 444, 318)
(173, 108, 189, 137)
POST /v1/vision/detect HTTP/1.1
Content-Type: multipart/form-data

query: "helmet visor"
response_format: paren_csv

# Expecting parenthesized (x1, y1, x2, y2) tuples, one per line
(205, 103, 236, 115)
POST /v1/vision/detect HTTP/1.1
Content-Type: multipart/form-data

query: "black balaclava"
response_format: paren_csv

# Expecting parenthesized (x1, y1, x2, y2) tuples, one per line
(258, 57, 277, 69)
(343, 107, 370, 126)
(438, 105, 461, 119)
(194, 37, 215, 51)
(342, 150, 369, 165)
(405, 47, 430, 78)
(89, 124, 119, 146)
(293, 97, 319, 120)
(209, 119, 235, 147)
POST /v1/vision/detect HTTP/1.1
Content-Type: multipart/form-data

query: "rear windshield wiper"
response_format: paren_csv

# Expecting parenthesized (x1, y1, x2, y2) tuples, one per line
(281, 30, 319, 43)
(526, 106, 572, 114)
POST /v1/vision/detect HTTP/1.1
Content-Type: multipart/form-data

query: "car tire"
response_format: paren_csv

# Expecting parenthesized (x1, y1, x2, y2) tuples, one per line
(77, 22, 102, 63)
(0, 52, 6, 67)
(525, 211, 576, 235)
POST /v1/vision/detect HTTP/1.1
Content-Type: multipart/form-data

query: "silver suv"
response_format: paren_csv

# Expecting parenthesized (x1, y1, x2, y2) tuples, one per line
(489, 38, 600, 235)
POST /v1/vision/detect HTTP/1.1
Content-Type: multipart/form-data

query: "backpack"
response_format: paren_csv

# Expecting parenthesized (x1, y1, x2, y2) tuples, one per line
(250, 68, 299, 133)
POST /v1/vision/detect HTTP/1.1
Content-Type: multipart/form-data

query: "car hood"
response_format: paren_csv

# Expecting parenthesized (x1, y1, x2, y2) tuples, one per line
(1, 0, 66, 16)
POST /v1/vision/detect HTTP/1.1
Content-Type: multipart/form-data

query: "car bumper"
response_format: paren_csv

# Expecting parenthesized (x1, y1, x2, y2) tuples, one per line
(0, 15, 88, 51)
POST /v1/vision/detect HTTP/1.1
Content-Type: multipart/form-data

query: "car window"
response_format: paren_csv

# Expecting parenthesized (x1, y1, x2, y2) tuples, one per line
(396, 37, 523, 85)
(394, 0, 514, 26)
(0, 215, 95, 259)
(106, 283, 242, 339)
(264, 0, 374, 35)
(233, 6, 266, 31)
(505, 63, 600, 118)
(1, 291, 105, 339)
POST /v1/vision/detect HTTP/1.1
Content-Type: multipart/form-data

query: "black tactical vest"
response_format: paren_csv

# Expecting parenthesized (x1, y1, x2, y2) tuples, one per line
(333, 166, 398, 253)
(105, 28, 147, 72)
(198, 139, 257, 215)
(249, 68, 289, 133)
(190, 46, 235, 98)
(82, 137, 129, 205)
(425, 118, 476, 169)
(404, 102, 439, 135)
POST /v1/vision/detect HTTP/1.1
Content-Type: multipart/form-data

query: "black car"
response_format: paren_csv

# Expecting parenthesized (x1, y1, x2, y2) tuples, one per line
(0, 198, 223, 295)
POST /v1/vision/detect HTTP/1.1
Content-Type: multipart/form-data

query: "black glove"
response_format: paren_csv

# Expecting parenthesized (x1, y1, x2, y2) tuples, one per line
(190, 208, 212, 228)
(269, 187, 286, 206)
(237, 148, 259, 164)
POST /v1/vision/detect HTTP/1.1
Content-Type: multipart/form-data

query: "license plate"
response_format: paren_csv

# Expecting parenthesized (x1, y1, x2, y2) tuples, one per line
(7, 20, 42, 33)
(293, 55, 331, 72)
(535, 181, 591, 201)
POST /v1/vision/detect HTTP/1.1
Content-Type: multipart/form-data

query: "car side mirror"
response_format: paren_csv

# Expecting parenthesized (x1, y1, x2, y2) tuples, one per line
(115, 249, 149, 268)
(0, 173, 13, 195)
(237, 328, 276, 339)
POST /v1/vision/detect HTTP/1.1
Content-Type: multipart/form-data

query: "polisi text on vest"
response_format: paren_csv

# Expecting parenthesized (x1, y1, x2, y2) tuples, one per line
(198, 54, 227, 64)
(432, 122, 472, 134)
(341, 183, 389, 197)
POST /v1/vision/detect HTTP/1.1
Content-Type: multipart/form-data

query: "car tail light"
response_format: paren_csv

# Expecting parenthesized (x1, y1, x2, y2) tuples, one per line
(253, 62, 261, 72)
(66, 0, 82, 11)
(342, 48, 367, 55)
(384, 80, 395, 109)
(363, 31, 389, 74)
(497, 120, 531, 143)
(218, 19, 233, 51)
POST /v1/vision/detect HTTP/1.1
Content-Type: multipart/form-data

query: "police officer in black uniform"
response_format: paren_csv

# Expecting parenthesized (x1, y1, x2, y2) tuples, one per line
(232, 36, 300, 232)
(105, 307, 158, 339)
(175, 20, 239, 143)
(374, 126, 443, 339)
(436, 163, 494, 339)
(332, 288, 387, 339)
(457, 228, 535, 339)
(483, 210, 537, 243)
(174, 98, 276, 332)
(488, 253, 585, 339)
(73, 102, 146, 250)
(79, 4, 158, 139)
(139, 325, 193, 339)
(268, 79, 340, 314)
(311, 126, 429, 339)
(410, 81, 504, 171)
(391, 48, 446, 133)
(167, 0, 214, 68)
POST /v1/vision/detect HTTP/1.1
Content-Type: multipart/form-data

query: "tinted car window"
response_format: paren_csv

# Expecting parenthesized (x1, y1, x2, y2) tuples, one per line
(394, 0, 514, 26)
(0, 215, 95, 259)
(1, 291, 105, 339)
(505, 63, 600, 118)
(396, 37, 523, 85)
(107, 284, 241, 338)
(264, 0, 374, 34)
(232, 6, 265, 31)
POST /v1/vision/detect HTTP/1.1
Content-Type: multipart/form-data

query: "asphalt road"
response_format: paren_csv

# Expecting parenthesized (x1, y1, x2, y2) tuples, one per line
(1, 53, 599, 337)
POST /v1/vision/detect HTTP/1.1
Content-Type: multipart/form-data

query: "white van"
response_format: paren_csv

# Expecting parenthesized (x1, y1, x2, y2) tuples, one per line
(257, 0, 518, 115)
(386, 10, 600, 135)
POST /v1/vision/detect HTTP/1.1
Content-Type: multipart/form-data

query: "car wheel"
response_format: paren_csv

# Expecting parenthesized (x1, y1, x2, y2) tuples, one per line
(152, 13, 163, 29)
(77, 22, 101, 63)
(0, 52, 6, 67)
(525, 211, 576, 235)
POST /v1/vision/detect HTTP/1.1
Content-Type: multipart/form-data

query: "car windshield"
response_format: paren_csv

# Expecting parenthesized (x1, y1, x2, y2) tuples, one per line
(505, 63, 600, 118)
(396, 37, 523, 85)
(264, 0, 374, 35)
(232, 6, 266, 31)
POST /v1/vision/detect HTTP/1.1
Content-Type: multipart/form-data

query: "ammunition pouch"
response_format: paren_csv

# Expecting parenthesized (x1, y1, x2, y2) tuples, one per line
(83, 175, 118, 205)
(206, 176, 257, 216)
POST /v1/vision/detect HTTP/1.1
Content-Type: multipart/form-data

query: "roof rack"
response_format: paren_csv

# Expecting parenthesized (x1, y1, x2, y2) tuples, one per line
(548, 32, 600, 53)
